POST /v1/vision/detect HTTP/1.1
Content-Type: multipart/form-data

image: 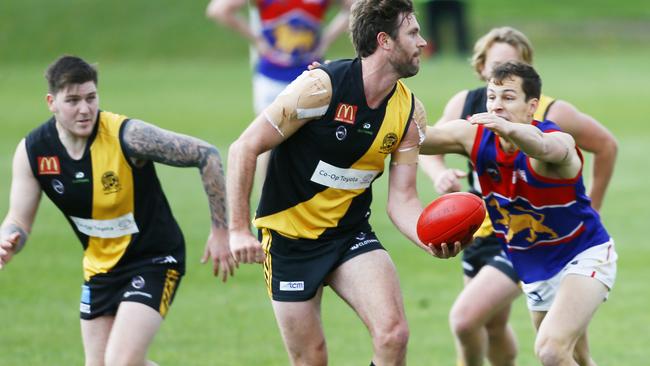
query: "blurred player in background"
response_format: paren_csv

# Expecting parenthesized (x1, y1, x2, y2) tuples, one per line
(419, 27, 618, 366)
(226, 0, 461, 363)
(206, 0, 354, 184)
(0, 55, 235, 366)
(422, 61, 617, 366)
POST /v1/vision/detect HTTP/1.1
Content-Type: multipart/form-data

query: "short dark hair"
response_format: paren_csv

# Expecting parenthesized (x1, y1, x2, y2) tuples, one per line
(45, 55, 98, 94)
(350, 0, 414, 58)
(490, 61, 541, 101)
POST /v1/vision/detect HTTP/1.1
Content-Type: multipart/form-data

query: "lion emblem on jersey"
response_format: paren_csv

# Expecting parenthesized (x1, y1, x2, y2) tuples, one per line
(488, 199, 558, 243)
(379, 132, 398, 154)
(274, 24, 316, 54)
(102, 171, 121, 194)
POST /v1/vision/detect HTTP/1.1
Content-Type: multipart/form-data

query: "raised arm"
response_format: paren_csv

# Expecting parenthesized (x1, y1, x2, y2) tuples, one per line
(388, 98, 460, 259)
(121, 120, 234, 281)
(419, 90, 469, 193)
(227, 69, 332, 263)
(206, 0, 257, 43)
(315, 0, 354, 58)
(0, 140, 42, 269)
(469, 112, 581, 179)
(546, 100, 617, 211)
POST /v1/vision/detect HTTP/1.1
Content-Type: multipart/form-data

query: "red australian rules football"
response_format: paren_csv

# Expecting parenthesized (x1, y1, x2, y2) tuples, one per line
(416, 192, 486, 248)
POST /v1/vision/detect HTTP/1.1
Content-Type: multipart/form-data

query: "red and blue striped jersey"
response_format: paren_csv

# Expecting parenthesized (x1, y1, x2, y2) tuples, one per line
(470, 120, 610, 283)
(257, 0, 330, 81)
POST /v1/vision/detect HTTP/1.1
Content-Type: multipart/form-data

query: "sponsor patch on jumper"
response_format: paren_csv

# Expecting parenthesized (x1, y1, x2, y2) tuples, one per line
(310, 160, 379, 190)
(70, 212, 139, 238)
(333, 103, 357, 124)
(80, 285, 91, 313)
(38, 156, 61, 175)
(279, 281, 305, 291)
(349, 237, 379, 251)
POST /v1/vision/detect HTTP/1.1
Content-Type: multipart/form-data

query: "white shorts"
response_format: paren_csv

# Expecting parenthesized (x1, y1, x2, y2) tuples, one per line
(252, 73, 291, 114)
(521, 240, 617, 311)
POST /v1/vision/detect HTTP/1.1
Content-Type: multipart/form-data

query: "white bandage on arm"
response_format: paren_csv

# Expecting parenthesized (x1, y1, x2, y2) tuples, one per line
(263, 70, 332, 136)
(392, 98, 428, 165)
(263, 111, 285, 137)
(391, 119, 421, 165)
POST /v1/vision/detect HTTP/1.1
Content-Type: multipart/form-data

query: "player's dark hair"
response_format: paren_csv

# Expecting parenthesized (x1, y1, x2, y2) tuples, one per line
(45, 55, 98, 94)
(490, 61, 541, 101)
(350, 0, 414, 57)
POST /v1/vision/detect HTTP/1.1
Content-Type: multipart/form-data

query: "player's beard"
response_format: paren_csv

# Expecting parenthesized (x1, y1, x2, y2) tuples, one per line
(390, 41, 420, 78)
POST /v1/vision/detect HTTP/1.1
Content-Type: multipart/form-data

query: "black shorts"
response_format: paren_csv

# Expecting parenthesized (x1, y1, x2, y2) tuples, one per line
(260, 228, 385, 302)
(461, 234, 519, 283)
(80, 264, 183, 320)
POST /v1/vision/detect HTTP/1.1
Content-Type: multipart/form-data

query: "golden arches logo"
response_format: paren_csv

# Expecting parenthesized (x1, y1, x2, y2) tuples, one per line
(334, 103, 357, 124)
(37, 156, 61, 175)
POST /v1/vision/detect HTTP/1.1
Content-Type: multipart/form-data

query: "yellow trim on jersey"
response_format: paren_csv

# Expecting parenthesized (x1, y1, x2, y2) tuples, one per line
(476, 94, 556, 238)
(253, 81, 413, 239)
(159, 268, 181, 318)
(534, 94, 555, 121)
(84, 111, 133, 280)
(473, 213, 493, 238)
(261, 228, 273, 299)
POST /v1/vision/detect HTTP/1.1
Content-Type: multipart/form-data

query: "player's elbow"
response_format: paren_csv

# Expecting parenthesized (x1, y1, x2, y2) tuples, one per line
(228, 136, 260, 164)
(602, 134, 619, 160)
(206, 1, 230, 22)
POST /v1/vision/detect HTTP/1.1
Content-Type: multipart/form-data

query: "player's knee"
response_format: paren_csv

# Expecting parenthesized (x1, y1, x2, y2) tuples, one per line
(289, 339, 327, 366)
(372, 319, 409, 354)
(449, 304, 480, 338)
(535, 334, 572, 366)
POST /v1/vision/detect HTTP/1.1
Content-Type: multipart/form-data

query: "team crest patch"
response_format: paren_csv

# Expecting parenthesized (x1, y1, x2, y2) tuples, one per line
(102, 171, 121, 194)
(379, 133, 398, 154)
(37, 156, 61, 175)
(334, 103, 357, 124)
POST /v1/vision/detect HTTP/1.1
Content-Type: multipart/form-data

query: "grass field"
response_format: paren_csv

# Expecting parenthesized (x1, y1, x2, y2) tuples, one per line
(1, 1, 650, 365)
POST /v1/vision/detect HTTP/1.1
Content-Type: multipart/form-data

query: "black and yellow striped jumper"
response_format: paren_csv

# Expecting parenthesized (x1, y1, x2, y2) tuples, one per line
(25, 111, 184, 317)
(254, 58, 414, 300)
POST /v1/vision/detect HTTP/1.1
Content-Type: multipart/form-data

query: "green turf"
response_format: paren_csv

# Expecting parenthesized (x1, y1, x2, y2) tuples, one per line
(1, 0, 650, 364)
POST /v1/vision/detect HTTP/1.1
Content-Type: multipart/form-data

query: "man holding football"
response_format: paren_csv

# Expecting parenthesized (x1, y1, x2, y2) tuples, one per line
(226, 0, 460, 364)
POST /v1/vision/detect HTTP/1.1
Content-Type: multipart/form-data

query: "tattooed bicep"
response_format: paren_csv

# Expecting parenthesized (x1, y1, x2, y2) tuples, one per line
(121, 119, 220, 169)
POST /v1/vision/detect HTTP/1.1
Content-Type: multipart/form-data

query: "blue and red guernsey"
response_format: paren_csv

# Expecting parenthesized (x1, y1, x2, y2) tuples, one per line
(470, 120, 610, 283)
(257, 0, 329, 81)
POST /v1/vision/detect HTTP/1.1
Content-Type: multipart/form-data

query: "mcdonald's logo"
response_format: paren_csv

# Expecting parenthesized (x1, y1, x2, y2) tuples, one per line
(37, 156, 61, 175)
(334, 103, 357, 124)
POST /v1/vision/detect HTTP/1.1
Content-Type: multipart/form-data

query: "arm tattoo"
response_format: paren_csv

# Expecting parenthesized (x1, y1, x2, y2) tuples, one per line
(1, 224, 28, 253)
(122, 120, 228, 229)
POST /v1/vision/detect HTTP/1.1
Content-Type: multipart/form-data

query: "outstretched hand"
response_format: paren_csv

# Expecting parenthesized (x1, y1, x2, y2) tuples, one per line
(469, 113, 511, 135)
(0, 232, 21, 270)
(201, 229, 237, 282)
(434, 168, 468, 194)
(307, 60, 331, 71)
